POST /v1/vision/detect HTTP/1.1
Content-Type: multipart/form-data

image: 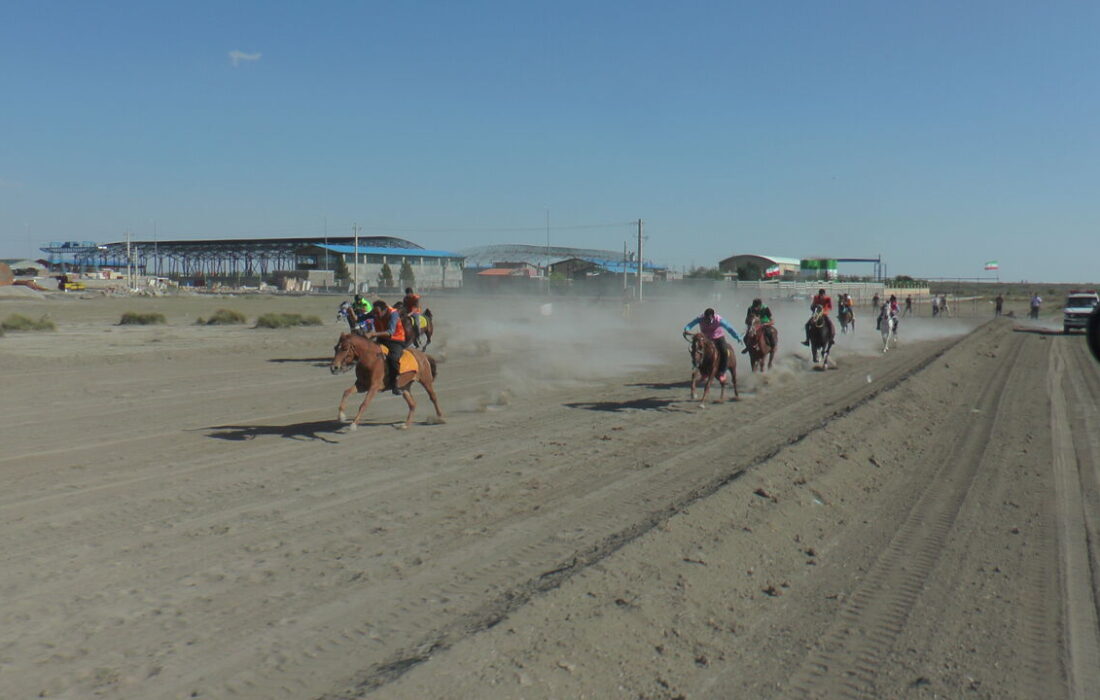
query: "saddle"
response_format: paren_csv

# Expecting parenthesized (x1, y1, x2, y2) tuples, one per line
(379, 345, 421, 375)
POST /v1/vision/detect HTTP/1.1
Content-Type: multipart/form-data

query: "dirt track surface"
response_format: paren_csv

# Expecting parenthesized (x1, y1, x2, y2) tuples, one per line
(1, 294, 1098, 699)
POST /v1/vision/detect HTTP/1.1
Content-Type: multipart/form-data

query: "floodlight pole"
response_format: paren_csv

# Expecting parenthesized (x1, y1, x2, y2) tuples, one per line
(353, 223, 361, 293)
(636, 219, 644, 302)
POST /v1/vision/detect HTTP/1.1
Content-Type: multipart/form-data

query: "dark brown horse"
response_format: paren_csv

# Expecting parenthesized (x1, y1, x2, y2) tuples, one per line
(745, 318, 777, 372)
(807, 306, 835, 369)
(395, 307, 434, 350)
(330, 333, 444, 430)
(686, 332, 738, 406)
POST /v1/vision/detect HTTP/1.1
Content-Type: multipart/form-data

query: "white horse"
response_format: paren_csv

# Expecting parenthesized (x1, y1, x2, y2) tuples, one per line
(879, 306, 898, 353)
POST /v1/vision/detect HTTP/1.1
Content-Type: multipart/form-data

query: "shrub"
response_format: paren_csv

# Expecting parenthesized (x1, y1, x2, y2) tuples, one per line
(119, 311, 166, 325)
(254, 313, 323, 329)
(198, 309, 247, 325)
(1, 313, 56, 331)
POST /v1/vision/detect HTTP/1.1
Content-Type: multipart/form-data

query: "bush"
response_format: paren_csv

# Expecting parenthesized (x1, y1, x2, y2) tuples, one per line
(197, 309, 247, 325)
(1, 313, 56, 331)
(255, 313, 323, 329)
(119, 312, 166, 325)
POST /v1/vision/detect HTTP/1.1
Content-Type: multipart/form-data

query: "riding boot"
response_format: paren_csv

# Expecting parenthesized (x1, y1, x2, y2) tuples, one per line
(390, 363, 402, 394)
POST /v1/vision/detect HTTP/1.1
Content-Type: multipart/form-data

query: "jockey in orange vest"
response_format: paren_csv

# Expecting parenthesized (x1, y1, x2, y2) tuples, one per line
(369, 300, 408, 394)
(402, 287, 423, 347)
(802, 288, 835, 346)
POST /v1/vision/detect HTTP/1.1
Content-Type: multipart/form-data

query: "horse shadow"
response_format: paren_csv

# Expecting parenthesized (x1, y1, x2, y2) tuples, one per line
(564, 396, 683, 413)
(625, 380, 691, 390)
(203, 419, 348, 444)
(268, 357, 332, 367)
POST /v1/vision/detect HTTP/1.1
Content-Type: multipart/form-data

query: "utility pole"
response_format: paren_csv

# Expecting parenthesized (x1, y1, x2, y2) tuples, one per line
(323, 215, 329, 282)
(623, 240, 628, 292)
(353, 222, 361, 293)
(152, 220, 158, 278)
(636, 219, 644, 302)
(125, 230, 133, 288)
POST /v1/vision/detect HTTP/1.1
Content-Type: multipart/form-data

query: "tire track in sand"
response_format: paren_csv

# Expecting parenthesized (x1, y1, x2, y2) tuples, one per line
(785, 331, 1028, 699)
(1051, 339, 1100, 699)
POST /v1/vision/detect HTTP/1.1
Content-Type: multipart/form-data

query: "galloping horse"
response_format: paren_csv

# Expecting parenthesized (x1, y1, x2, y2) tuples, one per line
(330, 333, 444, 430)
(807, 305, 835, 368)
(745, 318, 777, 372)
(879, 308, 898, 353)
(838, 304, 855, 333)
(413, 308, 434, 350)
(686, 332, 738, 406)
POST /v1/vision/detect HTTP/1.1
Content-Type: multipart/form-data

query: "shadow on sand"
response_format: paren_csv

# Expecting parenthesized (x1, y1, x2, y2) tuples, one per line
(203, 420, 349, 444)
(625, 380, 691, 390)
(268, 357, 332, 367)
(564, 396, 684, 413)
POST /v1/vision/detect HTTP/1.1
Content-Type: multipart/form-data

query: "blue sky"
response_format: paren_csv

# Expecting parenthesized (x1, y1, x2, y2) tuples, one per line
(2, 1, 1098, 281)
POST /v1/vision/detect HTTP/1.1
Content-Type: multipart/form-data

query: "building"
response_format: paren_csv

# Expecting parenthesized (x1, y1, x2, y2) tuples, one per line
(43, 236, 464, 289)
(718, 254, 801, 280)
(295, 243, 464, 290)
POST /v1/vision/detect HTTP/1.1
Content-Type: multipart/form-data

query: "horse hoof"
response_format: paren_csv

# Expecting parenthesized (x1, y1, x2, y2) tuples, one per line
(338, 412, 347, 423)
(348, 422, 358, 432)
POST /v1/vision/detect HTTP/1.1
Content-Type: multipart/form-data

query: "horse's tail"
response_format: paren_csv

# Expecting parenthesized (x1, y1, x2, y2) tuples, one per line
(424, 308, 433, 320)
(427, 354, 438, 378)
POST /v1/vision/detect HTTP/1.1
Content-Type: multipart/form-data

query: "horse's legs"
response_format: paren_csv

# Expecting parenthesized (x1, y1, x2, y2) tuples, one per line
(699, 374, 712, 407)
(400, 388, 416, 429)
(421, 377, 445, 422)
(337, 385, 357, 422)
(690, 371, 698, 401)
(349, 386, 379, 431)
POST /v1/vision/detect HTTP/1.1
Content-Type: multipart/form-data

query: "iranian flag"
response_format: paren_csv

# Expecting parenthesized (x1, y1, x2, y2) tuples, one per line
(764, 265, 782, 279)
(984, 260, 999, 270)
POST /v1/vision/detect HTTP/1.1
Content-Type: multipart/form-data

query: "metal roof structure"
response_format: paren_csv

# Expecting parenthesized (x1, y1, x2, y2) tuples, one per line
(44, 235, 431, 278)
(313, 243, 462, 259)
(459, 243, 664, 271)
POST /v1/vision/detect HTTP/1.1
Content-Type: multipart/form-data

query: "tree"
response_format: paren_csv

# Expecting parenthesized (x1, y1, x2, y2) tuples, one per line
(685, 266, 723, 280)
(399, 259, 415, 288)
(378, 263, 394, 288)
(736, 263, 762, 281)
(333, 256, 351, 285)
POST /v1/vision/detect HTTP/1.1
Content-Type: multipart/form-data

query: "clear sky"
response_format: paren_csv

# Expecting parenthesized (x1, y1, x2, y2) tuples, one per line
(2, 1, 1098, 281)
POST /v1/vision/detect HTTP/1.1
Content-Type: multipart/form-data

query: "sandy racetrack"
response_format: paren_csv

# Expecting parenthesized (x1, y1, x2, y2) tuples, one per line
(1, 292, 1097, 699)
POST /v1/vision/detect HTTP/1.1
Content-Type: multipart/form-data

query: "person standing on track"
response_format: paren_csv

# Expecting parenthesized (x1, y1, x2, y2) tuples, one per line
(802, 288, 834, 346)
(683, 308, 742, 381)
(905, 295, 913, 316)
(1030, 293, 1042, 320)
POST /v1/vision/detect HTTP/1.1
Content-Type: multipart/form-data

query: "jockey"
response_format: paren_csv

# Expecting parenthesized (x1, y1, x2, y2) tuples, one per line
(402, 287, 423, 347)
(683, 308, 742, 381)
(801, 288, 834, 346)
(367, 299, 408, 394)
(878, 294, 900, 330)
(743, 298, 777, 353)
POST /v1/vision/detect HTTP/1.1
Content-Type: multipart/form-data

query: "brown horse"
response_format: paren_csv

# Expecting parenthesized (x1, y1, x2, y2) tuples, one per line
(396, 307, 434, 350)
(745, 318, 777, 372)
(686, 332, 738, 406)
(330, 333, 444, 430)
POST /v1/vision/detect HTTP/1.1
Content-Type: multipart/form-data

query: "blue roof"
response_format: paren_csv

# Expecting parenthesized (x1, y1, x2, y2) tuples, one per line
(313, 243, 463, 259)
(577, 257, 666, 273)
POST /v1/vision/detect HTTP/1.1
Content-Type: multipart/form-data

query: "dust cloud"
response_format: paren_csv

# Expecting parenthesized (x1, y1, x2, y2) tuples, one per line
(436, 289, 980, 407)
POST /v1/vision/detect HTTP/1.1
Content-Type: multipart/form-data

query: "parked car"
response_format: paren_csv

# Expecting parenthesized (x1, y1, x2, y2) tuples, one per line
(1064, 290, 1100, 334)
